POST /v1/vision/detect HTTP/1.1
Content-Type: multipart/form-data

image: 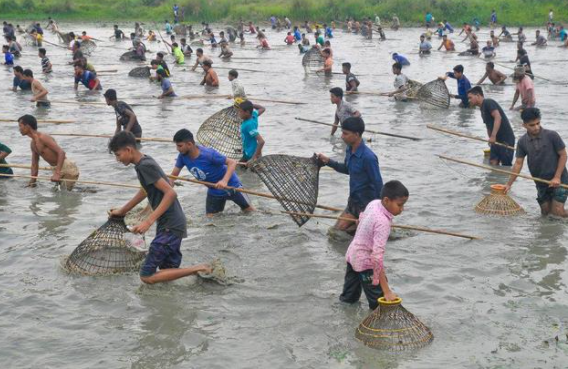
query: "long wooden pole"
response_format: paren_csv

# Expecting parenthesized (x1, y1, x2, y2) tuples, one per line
(179, 94, 306, 105)
(49, 133, 171, 142)
(427, 124, 515, 150)
(438, 155, 568, 189)
(0, 118, 75, 124)
(282, 211, 480, 240)
(295, 117, 421, 141)
(0, 173, 140, 188)
(168, 175, 340, 212)
(0, 164, 53, 170)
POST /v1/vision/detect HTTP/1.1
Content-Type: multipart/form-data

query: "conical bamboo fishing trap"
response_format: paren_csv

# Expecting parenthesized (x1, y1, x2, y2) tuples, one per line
(475, 184, 525, 216)
(250, 154, 321, 226)
(81, 39, 97, 55)
(302, 47, 324, 73)
(414, 79, 451, 109)
(129, 66, 151, 78)
(196, 106, 243, 160)
(355, 297, 434, 351)
(62, 216, 147, 276)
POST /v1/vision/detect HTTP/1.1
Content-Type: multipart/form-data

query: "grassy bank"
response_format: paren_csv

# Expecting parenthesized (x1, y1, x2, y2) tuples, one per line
(2, 0, 566, 26)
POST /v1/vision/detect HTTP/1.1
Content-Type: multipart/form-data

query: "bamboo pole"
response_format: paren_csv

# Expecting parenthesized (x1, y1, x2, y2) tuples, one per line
(169, 175, 340, 212)
(180, 94, 306, 105)
(0, 164, 53, 170)
(427, 124, 515, 150)
(0, 118, 75, 124)
(42, 39, 67, 49)
(0, 173, 140, 188)
(282, 211, 480, 240)
(49, 133, 171, 142)
(50, 100, 106, 106)
(349, 91, 388, 96)
(438, 155, 568, 189)
(295, 117, 421, 141)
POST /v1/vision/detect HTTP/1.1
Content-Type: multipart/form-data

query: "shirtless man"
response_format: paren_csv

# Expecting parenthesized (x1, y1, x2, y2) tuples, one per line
(200, 61, 219, 87)
(22, 69, 50, 107)
(191, 48, 212, 71)
(476, 62, 507, 85)
(18, 114, 79, 190)
(318, 48, 333, 76)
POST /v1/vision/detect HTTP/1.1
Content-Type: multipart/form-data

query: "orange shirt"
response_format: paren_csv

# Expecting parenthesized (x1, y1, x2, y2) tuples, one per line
(443, 39, 455, 50)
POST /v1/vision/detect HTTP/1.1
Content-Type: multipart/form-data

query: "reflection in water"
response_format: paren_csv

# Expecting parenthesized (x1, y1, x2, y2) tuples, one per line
(29, 189, 82, 237)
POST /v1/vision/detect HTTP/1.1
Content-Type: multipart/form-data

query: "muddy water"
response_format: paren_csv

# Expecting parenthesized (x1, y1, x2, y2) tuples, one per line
(1, 23, 568, 368)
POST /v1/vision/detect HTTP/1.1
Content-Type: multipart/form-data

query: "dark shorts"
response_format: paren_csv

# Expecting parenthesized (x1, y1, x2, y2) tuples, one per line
(36, 101, 51, 108)
(345, 198, 365, 218)
(489, 145, 514, 166)
(536, 185, 568, 205)
(340, 263, 383, 310)
(206, 190, 251, 214)
(139, 231, 183, 277)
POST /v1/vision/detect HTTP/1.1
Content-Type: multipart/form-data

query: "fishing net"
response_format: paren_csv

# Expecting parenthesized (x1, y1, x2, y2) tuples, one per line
(128, 66, 151, 78)
(250, 154, 321, 227)
(56, 31, 73, 44)
(81, 39, 97, 55)
(196, 106, 243, 160)
(475, 184, 525, 216)
(413, 79, 450, 109)
(302, 47, 324, 73)
(355, 297, 434, 351)
(62, 215, 147, 276)
(405, 80, 423, 99)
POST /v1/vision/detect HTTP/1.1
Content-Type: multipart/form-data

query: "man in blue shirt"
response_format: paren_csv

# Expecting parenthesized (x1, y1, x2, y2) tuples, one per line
(391, 52, 410, 66)
(170, 129, 254, 216)
(443, 19, 454, 33)
(441, 64, 471, 108)
(12, 66, 31, 91)
(425, 12, 433, 28)
(317, 117, 383, 234)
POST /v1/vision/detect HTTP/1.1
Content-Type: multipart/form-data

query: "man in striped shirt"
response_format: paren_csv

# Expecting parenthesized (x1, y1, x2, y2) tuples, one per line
(38, 48, 52, 73)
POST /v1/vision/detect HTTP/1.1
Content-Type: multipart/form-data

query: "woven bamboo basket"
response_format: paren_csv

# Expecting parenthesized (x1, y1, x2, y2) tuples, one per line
(62, 216, 147, 276)
(474, 184, 525, 216)
(355, 297, 434, 351)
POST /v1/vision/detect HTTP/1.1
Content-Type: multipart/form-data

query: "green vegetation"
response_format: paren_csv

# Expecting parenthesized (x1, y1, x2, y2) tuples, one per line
(1, 0, 566, 26)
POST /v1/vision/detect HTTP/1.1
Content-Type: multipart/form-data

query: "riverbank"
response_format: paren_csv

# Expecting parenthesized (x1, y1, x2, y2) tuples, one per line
(1, 0, 566, 26)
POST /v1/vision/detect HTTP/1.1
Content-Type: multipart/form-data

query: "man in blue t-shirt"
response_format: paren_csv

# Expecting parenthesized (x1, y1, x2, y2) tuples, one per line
(236, 99, 266, 165)
(170, 129, 254, 216)
(12, 66, 32, 91)
(74, 64, 101, 90)
(391, 53, 410, 66)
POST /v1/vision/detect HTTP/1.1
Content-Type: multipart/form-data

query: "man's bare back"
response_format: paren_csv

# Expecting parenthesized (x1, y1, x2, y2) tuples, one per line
(31, 132, 62, 166)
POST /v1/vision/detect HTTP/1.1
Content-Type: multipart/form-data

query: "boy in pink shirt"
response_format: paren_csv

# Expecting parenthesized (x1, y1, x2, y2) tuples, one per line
(340, 180, 409, 310)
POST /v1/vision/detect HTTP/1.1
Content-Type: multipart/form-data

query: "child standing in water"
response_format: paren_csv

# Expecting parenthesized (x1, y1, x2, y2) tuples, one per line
(339, 180, 408, 310)
(108, 131, 211, 284)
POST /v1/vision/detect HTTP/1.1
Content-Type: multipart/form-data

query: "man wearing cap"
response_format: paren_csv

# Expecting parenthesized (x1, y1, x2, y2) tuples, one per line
(317, 117, 383, 234)
(329, 87, 361, 135)
(511, 66, 535, 111)
(104, 89, 143, 138)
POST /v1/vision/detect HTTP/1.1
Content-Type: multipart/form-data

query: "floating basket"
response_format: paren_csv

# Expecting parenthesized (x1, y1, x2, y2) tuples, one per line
(63, 216, 147, 276)
(483, 148, 491, 158)
(120, 50, 143, 62)
(251, 154, 321, 227)
(475, 184, 525, 216)
(196, 106, 243, 160)
(128, 66, 151, 78)
(355, 297, 434, 351)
